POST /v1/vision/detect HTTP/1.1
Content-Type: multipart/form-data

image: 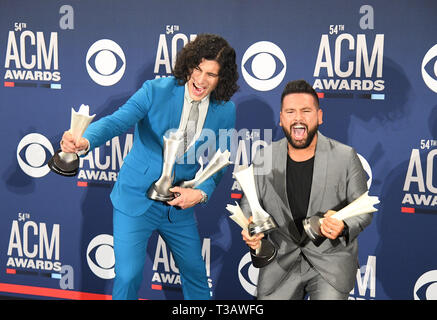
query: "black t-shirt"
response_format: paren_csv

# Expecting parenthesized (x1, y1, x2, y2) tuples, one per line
(286, 155, 315, 235)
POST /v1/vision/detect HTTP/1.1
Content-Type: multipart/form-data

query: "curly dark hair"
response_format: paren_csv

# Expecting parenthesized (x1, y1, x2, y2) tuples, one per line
(173, 34, 239, 102)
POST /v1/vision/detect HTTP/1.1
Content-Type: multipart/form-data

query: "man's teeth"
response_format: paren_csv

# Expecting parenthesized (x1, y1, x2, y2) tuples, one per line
(194, 83, 205, 91)
(292, 125, 306, 139)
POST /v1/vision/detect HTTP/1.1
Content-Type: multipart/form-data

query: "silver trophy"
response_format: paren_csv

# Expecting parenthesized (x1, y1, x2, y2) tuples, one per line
(303, 191, 380, 246)
(229, 164, 278, 268)
(180, 149, 231, 188)
(226, 202, 250, 231)
(148, 131, 232, 202)
(48, 104, 95, 176)
(147, 131, 184, 201)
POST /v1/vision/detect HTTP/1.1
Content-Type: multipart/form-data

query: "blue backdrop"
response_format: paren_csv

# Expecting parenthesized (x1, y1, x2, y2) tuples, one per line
(1, 0, 437, 300)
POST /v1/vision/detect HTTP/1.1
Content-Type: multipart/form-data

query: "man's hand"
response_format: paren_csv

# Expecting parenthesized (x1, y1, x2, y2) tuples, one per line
(241, 216, 264, 250)
(167, 187, 203, 209)
(320, 210, 344, 240)
(61, 131, 89, 153)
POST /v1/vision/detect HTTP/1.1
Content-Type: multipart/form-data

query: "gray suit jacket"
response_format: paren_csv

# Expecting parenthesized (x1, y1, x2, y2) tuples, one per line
(240, 132, 372, 299)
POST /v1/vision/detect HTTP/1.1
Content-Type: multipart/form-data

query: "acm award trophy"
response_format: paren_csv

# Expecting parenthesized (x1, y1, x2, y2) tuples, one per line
(148, 130, 232, 201)
(303, 191, 380, 246)
(147, 131, 184, 201)
(48, 104, 95, 176)
(228, 164, 278, 268)
(179, 149, 231, 189)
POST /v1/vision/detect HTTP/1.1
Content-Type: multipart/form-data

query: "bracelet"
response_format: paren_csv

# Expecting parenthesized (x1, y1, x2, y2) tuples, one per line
(199, 190, 208, 203)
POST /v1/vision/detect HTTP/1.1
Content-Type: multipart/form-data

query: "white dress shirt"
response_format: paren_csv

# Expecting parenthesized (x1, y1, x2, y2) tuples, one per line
(177, 83, 210, 149)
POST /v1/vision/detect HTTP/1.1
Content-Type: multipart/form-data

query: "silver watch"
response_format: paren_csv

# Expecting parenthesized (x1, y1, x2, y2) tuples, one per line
(199, 190, 208, 203)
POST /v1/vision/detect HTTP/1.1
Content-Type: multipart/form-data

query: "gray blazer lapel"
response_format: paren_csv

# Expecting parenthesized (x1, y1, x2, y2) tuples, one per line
(271, 138, 301, 241)
(271, 138, 288, 203)
(307, 131, 328, 218)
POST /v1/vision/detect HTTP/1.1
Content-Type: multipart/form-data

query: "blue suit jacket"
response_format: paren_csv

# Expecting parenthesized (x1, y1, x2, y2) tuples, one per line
(83, 77, 236, 216)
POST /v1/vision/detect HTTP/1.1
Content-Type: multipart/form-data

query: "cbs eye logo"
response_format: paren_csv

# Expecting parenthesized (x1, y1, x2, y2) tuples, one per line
(414, 270, 437, 300)
(87, 234, 115, 279)
(422, 44, 437, 93)
(17, 133, 54, 178)
(86, 39, 126, 86)
(241, 41, 287, 91)
(238, 252, 259, 297)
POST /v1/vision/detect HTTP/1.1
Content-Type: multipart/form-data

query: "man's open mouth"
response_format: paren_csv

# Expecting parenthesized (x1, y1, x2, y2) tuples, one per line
(292, 124, 307, 140)
(192, 82, 206, 96)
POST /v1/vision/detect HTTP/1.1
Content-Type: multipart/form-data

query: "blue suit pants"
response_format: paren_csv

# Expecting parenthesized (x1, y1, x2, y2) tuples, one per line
(112, 201, 210, 300)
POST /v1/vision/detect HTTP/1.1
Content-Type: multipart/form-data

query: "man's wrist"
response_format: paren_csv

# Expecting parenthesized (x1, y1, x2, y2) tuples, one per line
(77, 139, 90, 156)
(198, 189, 208, 203)
(340, 222, 349, 237)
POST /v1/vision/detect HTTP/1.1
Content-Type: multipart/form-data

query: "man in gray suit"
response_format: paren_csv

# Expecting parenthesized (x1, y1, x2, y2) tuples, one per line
(241, 80, 372, 300)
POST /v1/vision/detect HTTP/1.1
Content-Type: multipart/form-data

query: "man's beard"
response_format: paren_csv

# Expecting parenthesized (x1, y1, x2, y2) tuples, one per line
(283, 123, 318, 149)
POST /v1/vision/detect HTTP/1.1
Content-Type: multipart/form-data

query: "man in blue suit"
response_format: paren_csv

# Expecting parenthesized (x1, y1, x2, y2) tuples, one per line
(60, 34, 239, 300)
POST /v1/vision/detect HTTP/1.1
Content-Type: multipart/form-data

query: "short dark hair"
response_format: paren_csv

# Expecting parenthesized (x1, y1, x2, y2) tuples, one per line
(281, 80, 319, 108)
(173, 33, 239, 102)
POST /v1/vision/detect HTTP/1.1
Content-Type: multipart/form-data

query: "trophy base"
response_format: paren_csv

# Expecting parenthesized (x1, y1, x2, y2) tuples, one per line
(147, 185, 175, 202)
(248, 219, 278, 268)
(47, 150, 79, 177)
(248, 217, 277, 236)
(250, 240, 277, 268)
(303, 215, 325, 247)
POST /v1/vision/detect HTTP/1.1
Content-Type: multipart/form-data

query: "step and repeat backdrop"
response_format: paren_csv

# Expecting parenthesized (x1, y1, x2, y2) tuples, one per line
(1, 0, 436, 300)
